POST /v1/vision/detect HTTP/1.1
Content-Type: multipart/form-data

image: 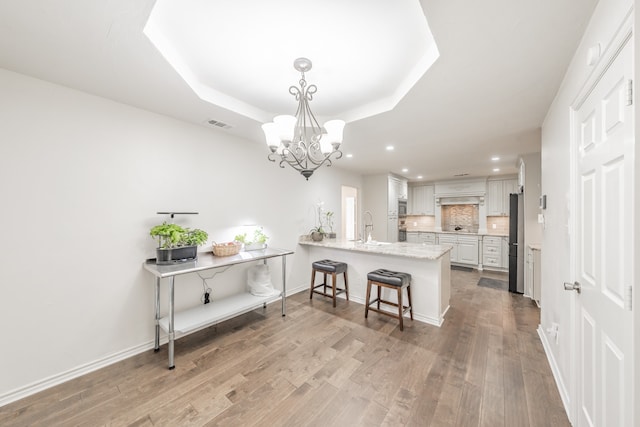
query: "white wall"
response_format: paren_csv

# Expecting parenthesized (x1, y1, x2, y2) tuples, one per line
(539, 0, 633, 417)
(0, 68, 362, 403)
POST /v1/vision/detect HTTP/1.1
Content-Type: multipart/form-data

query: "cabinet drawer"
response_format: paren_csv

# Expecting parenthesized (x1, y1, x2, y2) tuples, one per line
(483, 244, 500, 254)
(484, 236, 502, 245)
(484, 256, 501, 267)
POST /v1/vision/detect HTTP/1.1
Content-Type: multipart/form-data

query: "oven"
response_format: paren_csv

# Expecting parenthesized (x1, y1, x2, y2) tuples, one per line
(398, 218, 407, 242)
(398, 199, 407, 217)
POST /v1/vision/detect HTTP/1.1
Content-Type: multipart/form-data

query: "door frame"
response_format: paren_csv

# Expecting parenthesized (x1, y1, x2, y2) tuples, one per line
(568, 8, 634, 425)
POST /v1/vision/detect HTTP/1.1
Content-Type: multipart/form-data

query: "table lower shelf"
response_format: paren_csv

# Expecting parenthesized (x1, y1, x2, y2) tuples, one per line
(159, 291, 282, 335)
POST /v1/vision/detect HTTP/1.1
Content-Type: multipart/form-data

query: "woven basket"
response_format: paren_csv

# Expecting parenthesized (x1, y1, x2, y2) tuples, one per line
(212, 241, 241, 257)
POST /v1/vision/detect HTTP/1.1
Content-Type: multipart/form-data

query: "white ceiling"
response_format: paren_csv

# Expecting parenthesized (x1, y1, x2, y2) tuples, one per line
(0, 0, 598, 182)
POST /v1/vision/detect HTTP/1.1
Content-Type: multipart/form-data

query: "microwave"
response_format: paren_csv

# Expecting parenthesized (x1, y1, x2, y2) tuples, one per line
(398, 199, 407, 217)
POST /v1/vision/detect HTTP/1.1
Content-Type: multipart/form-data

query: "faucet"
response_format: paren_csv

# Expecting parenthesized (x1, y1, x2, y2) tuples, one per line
(363, 210, 373, 242)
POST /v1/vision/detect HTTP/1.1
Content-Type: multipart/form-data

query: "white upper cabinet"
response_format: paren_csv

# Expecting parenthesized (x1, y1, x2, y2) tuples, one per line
(387, 176, 407, 215)
(486, 178, 517, 216)
(408, 184, 434, 215)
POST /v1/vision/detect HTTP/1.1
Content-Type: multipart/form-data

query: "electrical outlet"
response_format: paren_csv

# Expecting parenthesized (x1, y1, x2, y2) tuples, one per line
(546, 322, 560, 344)
(413, 221, 417, 226)
(492, 223, 497, 229)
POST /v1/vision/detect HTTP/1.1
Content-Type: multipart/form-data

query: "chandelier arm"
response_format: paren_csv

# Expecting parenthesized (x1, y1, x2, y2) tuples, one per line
(281, 144, 311, 171)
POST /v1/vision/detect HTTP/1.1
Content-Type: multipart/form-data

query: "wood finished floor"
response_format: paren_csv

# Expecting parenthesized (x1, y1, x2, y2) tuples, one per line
(0, 269, 569, 426)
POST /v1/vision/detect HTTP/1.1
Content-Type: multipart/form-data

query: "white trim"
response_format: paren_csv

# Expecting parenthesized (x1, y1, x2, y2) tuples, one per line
(0, 340, 153, 407)
(538, 325, 573, 424)
(0, 284, 310, 407)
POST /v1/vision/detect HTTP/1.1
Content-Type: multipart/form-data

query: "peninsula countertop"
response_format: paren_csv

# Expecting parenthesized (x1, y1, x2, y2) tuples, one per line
(298, 237, 451, 260)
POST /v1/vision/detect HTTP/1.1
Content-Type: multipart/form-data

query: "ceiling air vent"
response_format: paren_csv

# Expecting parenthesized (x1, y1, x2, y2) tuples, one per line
(454, 173, 469, 177)
(206, 119, 232, 129)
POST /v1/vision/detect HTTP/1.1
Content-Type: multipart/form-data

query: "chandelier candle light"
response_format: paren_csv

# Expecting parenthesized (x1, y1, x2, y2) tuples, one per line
(262, 58, 345, 180)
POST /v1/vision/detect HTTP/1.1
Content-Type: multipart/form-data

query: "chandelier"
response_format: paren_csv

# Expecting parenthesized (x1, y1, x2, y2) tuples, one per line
(262, 58, 345, 180)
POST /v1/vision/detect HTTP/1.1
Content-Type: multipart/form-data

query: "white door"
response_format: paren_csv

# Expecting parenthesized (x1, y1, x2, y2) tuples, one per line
(571, 31, 634, 427)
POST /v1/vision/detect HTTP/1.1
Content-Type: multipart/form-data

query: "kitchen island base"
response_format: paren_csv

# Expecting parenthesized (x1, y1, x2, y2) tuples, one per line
(299, 240, 451, 327)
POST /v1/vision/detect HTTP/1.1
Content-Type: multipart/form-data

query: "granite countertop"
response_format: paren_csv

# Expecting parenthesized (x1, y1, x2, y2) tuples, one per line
(406, 229, 508, 237)
(298, 237, 451, 260)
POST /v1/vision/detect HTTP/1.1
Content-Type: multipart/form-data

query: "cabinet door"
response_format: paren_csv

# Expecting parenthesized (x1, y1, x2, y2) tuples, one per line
(458, 238, 479, 265)
(400, 180, 408, 200)
(424, 185, 435, 215)
(525, 247, 534, 297)
(503, 179, 518, 214)
(409, 186, 426, 214)
(486, 180, 504, 216)
(406, 232, 419, 243)
(387, 217, 398, 242)
(388, 178, 398, 215)
(438, 236, 458, 262)
(501, 237, 509, 268)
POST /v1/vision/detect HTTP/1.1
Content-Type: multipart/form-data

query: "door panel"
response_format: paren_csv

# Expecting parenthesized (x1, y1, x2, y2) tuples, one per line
(573, 32, 633, 427)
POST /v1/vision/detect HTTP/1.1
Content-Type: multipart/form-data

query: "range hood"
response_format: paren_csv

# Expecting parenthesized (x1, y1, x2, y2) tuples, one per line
(435, 179, 486, 206)
(438, 196, 484, 205)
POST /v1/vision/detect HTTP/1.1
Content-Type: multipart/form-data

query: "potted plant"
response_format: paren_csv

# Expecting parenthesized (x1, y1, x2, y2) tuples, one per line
(309, 225, 325, 241)
(323, 211, 336, 238)
(150, 222, 209, 265)
(234, 227, 269, 251)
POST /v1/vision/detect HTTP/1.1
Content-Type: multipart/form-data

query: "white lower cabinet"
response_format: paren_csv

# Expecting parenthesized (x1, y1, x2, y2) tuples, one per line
(438, 234, 478, 266)
(482, 235, 509, 270)
(526, 246, 541, 304)
(420, 232, 436, 244)
(407, 231, 436, 244)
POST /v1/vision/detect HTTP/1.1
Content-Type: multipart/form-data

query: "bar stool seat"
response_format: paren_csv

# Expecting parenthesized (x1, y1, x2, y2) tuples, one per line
(310, 259, 349, 307)
(365, 268, 413, 330)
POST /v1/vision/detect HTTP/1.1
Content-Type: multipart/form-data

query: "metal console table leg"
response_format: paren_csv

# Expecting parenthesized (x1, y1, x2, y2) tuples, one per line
(168, 276, 175, 370)
(154, 277, 161, 352)
(282, 256, 287, 316)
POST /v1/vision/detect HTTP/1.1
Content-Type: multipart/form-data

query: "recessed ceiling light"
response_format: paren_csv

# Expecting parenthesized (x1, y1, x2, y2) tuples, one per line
(491, 156, 500, 161)
(493, 168, 500, 172)
(386, 145, 394, 151)
(417, 175, 423, 179)
(346, 153, 353, 158)
(401, 168, 408, 173)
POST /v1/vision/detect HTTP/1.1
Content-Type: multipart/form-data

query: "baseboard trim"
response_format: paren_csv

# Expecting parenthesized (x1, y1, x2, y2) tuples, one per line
(537, 324, 573, 423)
(1, 284, 311, 408)
(0, 340, 154, 408)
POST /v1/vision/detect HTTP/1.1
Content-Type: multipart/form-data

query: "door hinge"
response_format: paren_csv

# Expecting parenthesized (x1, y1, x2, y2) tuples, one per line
(624, 285, 632, 311)
(626, 79, 633, 106)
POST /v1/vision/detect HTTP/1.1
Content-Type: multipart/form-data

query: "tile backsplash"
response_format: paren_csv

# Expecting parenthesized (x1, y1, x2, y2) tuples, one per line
(486, 216, 509, 234)
(405, 215, 435, 231)
(441, 204, 479, 232)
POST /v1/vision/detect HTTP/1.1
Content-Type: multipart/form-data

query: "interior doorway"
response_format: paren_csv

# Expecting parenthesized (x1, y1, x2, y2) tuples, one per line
(341, 186, 358, 240)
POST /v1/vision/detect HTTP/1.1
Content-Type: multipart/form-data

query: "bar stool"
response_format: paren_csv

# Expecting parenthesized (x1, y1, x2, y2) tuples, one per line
(365, 269, 413, 330)
(309, 259, 349, 307)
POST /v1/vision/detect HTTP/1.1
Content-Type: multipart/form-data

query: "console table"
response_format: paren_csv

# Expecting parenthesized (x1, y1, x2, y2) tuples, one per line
(143, 247, 294, 369)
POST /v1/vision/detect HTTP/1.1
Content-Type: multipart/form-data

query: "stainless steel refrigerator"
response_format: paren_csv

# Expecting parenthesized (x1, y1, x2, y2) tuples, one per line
(508, 193, 524, 293)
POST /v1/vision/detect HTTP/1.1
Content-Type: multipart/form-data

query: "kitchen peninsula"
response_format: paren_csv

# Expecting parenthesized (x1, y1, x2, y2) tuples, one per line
(298, 238, 451, 326)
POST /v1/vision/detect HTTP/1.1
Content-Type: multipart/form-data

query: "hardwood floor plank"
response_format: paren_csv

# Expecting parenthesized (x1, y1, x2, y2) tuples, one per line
(0, 269, 570, 427)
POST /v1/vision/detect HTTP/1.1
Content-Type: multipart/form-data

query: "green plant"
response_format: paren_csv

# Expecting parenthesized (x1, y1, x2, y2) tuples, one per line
(309, 225, 325, 234)
(323, 211, 334, 232)
(234, 227, 269, 245)
(150, 222, 208, 249)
